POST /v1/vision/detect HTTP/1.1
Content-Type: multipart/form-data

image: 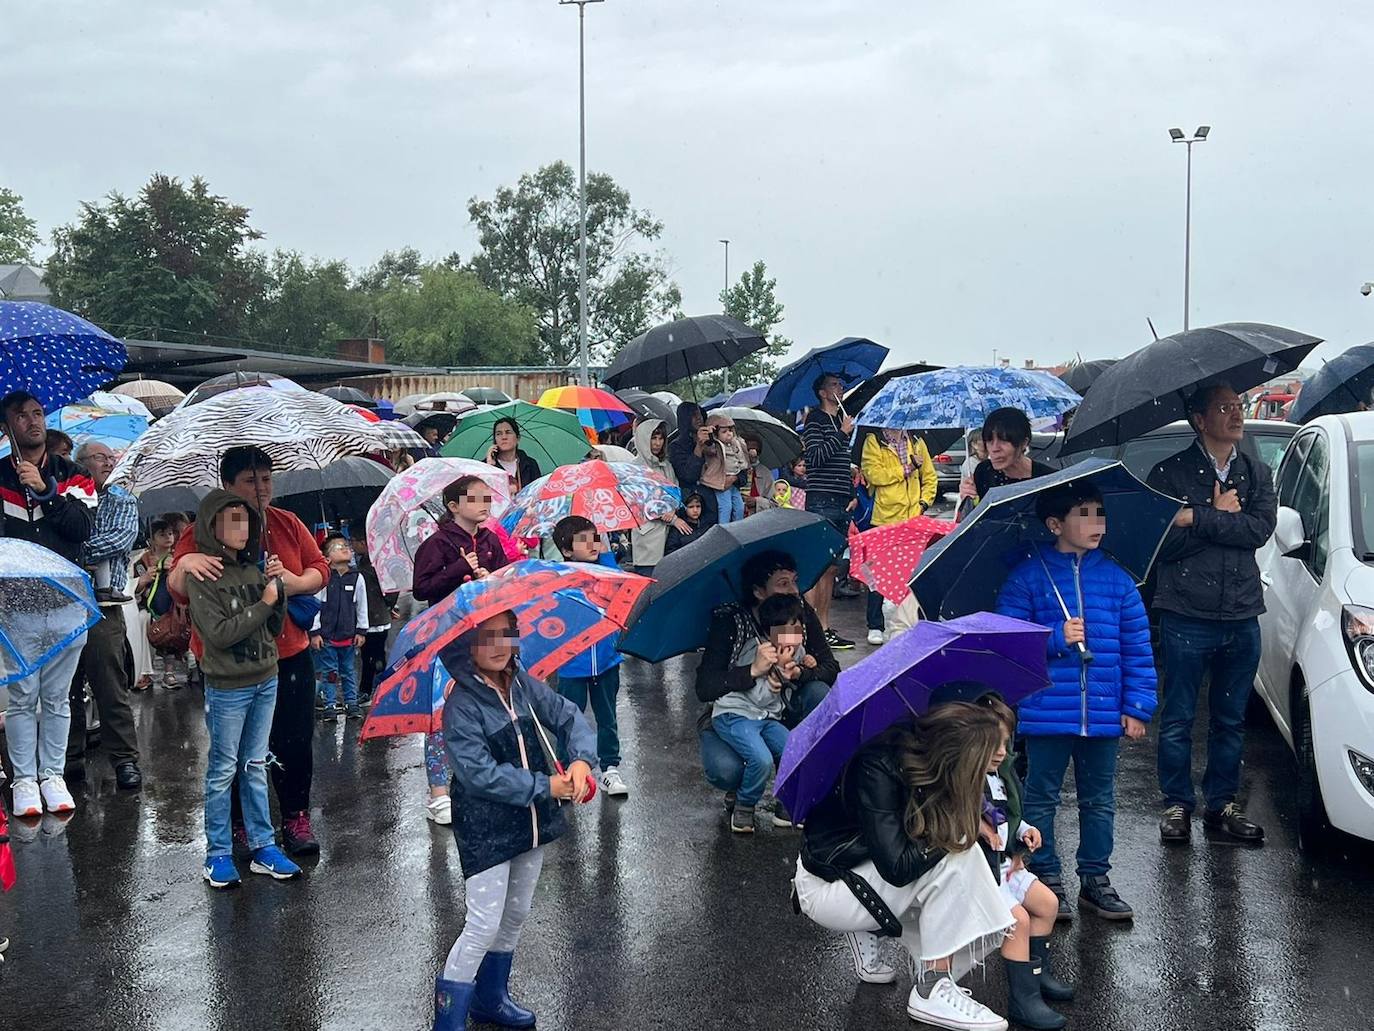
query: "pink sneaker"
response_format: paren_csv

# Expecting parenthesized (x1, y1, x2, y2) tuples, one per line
(282, 811, 319, 857)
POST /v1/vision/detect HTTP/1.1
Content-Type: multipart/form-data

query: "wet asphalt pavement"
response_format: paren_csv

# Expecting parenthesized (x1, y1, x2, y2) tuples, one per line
(4, 595, 1374, 1031)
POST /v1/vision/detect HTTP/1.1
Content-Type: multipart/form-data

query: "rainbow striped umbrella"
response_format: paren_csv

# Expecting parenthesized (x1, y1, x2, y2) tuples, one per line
(537, 385, 635, 437)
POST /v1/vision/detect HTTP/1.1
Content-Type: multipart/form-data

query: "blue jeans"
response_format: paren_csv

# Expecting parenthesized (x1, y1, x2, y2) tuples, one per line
(714, 488, 744, 524)
(1022, 735, 1120, 879)
(711, 714, 788, 807)
(1156, 612, 1262, 812)
(701, 679, 828, 792)
(4, 633, 84, 781)
(558, 665, 621, 769)
(204, 677, 278, 858)
(315, 642, 358, 707)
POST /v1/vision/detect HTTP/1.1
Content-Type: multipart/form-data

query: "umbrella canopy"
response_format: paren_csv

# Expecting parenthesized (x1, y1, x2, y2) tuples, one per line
(112, 379, 185, 416)
(404, 410, 459, 439)
(1060, 323, 1322, 456)
(847, 516, 954, 604)
(361, 559, 650, 739)
(460, 386, 513, 406)
(857, 366, 1082, 432)
(0, 404, 148, 460)
(843, 363, 943, 417)
(0, 540, 101, 686)
(601, 315, 769, 389)
(618, 508, 845, 662)
(365, 457, 513, 593)
(138, 485, 210, 522)
(440, 400, 590, 471)
(537, 385, 635, 436)
(700, 391, 731, 411)
(499, 461, 680, 539)
(321, 385, 376, 407)
(417, 392, 478, 413)
(909, 459, 1182, 620)
(0, 301, 127, 411)
(707, 406, 802, 469)
(725, 382, 770, 409)
(180, 370, 307, 409)
(1057, 359, 1119, 396)
(773, 613, 1051, 824)
(108, 389, 425, 493)
(615, 388, 676, 425)
(1289, 343, 1374, 423)
(85, 390, 152, 419)
(763, 337, 889, 415)
(271, 456, 394, 530)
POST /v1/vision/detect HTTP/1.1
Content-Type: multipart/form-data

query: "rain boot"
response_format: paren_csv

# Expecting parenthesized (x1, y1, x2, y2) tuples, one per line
(1005, 959, 1066, 1030)
(471, 951, 537, 1028)
(433, 975, 475, 1031)
(1029, 936, 1075, 1002)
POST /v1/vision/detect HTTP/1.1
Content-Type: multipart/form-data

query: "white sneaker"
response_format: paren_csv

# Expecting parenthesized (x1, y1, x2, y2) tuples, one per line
(11, 778, 41, 817)
(866, 629, 885, 646)
(425, 795, 452, 825)
(843, 931, 896, 984)
(601, 766, 629, 797)
(907, 976, 1008, 1031)
(39, 776, 76, 814)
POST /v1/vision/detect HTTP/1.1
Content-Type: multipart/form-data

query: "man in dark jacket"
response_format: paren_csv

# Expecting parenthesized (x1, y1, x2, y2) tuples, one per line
(667, 402, 719, 530)
(1146, 384, 1276, 844)
(0, 391, 95, 562)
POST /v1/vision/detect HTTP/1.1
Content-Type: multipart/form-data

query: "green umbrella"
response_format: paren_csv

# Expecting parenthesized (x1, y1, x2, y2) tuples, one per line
(439, 400, 590, 471)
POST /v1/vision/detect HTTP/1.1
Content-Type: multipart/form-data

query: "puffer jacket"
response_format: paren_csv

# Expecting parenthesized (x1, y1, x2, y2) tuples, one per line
(860, 433, 937, 525)
(1146, 440, 1277, 621)
(995, 544, 1157, 737)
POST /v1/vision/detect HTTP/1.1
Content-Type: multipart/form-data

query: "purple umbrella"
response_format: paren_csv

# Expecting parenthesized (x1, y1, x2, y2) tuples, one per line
(773, 612, 1050, 823)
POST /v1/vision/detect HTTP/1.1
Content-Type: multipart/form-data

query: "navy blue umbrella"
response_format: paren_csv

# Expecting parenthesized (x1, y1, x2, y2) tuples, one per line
(909, 459, 1182, 621)
(726, 382, 770, 408)
(763, 337, 889, 415)
(618, 508, 845, 662)
(0, 301, 127, 411)
(1289, 344, 1374, 424)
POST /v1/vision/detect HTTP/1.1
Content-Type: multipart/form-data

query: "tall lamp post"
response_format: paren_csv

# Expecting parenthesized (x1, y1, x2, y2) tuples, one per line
(720, 238, 730, 390)
(1169, 125, 1210, 331)
(561, 0, 604, 386)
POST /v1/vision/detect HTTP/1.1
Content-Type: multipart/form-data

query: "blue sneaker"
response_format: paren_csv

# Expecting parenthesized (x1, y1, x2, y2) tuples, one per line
(249, 844, 302, 880)
(203, 855, 241, 889)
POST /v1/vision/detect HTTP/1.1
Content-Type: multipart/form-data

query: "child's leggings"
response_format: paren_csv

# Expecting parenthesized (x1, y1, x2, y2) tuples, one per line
(425, 731, 450, 788)
(443, 847, 545, 981)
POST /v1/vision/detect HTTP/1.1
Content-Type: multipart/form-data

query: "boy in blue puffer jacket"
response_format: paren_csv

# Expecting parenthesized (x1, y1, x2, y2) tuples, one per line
(551, 515, 630, 799)
(996, 482, 1157, 924)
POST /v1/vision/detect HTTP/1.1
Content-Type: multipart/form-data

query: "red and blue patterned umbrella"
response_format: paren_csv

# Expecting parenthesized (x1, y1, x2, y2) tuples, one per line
(499, 460, 680, 538)
(359, 559, 650, 740)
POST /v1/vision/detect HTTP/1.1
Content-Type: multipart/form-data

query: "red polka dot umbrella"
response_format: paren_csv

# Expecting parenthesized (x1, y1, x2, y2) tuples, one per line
(847, 516, 955, 605)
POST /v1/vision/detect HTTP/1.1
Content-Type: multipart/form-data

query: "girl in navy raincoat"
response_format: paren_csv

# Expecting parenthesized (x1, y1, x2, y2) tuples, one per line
(431, 611, 598, 1031)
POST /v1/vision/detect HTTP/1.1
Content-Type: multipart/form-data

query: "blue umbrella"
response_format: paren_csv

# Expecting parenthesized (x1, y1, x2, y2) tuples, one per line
(1289, 344, 1374, 424)
(700, 391, 731, 411)
(726, 382, 770, 408)
(763, 337, 889, 415)
(0, 405, 148, 460)
(857, 366, 1081, 431)
(0, 540, 101, 686)
(618, 508, 845, 662)
(909, 458, 1182, 620)
(0, 301, 127, 411)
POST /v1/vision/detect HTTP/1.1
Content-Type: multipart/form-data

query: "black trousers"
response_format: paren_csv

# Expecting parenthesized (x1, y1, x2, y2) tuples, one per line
(69, 605, 140, 767)
(232, 648, 315, 820)
(358, 630, 388, 700)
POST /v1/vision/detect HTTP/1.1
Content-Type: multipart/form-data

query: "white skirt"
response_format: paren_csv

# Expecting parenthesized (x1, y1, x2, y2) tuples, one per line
(999, 859, 1037, 907)
(794, 845, 1013, 979)
(125, 601, 155, 678)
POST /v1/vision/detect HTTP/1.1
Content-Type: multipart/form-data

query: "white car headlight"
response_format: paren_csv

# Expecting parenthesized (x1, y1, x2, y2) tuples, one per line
(1341, 605, 1374, 691)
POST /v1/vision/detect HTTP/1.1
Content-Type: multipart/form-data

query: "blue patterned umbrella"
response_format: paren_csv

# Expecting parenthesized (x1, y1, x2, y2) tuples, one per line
(0, 302, 127, 411)
(855, 366, 1082, 431)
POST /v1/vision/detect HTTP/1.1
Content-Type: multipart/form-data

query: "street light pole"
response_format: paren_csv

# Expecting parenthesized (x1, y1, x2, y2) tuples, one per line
(1169, 125, 1210, 332)
(720, 239, 730, 391)
(561, 0, 604, 386)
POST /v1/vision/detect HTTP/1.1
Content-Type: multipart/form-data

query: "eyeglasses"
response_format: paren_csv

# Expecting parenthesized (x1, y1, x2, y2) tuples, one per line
(1210, 402, 1244, 415)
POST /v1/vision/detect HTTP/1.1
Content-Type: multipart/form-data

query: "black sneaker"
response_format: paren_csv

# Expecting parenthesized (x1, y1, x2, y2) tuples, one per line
(833, 578, 864, 599)
(1077, 874, 1133, 920)
(1203, 802, 1265, 843)
(345, 705, 364, 720)
(318, 704, 341, 722)
(1159, 804, 1191, 843)
(723, 791, 737, 814)
(824, 628, 855, 651)
(1039, 873, 1073, 923)
(730, 805, 756, 834)
(95, 587, 132, 605)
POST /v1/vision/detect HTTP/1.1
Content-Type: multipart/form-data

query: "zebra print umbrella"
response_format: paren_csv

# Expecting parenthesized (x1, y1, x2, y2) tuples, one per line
(108, 389, 425, 494)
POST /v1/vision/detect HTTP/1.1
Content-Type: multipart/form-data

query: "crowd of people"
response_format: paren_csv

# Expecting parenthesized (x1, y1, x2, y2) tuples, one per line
(1, 372, 1281, 1031)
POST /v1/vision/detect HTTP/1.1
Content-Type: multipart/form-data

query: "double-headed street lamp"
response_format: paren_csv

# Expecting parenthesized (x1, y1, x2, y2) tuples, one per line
(1169, 125, 1210, 331)
(561, 0, 604, 386)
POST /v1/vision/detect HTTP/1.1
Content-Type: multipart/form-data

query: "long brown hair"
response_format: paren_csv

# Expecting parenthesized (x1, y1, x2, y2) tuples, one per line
(885, 703, 1005, 853)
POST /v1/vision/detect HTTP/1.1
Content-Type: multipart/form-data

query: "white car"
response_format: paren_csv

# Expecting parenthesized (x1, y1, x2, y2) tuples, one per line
(1255, 412, 1374, 846)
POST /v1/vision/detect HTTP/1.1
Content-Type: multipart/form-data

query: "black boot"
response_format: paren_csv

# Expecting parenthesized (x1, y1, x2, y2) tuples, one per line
(1038, 873, 1073, 923)
(1029, 936, 1074, 1002)
(1078, 874, 1134, 921)
(1005, 958, 1066, 1030)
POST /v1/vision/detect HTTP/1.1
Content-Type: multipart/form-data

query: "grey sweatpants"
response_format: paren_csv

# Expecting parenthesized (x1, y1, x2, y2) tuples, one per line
(443, 847, 545, 981)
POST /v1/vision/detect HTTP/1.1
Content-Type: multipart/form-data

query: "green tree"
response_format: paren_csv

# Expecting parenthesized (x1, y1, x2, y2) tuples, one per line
(676, 259, 792, 397)
(245, 250, 372, 355)
(375, 263, 540, 367)
(47, 174, 265, 340)
(0, 188, 41, 264)
(467, 161, 681, 367)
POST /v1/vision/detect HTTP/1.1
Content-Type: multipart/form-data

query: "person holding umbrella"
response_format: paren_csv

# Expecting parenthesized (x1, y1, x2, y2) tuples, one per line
(485, 416, 541, 496)
(802, 374, 859, 650)
(859, 428, 936, 644)
(668, 401, 719, 530)
(1147, 385, 1275, 845)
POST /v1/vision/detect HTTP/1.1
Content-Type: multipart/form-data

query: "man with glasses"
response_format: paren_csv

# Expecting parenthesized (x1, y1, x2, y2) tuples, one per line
(1147, 384, 1276, 845)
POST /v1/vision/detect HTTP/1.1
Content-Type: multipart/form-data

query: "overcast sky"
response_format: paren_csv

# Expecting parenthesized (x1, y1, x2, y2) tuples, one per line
(4, 2, 1373, 370)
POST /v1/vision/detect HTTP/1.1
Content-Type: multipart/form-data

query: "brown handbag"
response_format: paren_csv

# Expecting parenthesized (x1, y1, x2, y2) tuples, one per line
(147, 604, 192, 653)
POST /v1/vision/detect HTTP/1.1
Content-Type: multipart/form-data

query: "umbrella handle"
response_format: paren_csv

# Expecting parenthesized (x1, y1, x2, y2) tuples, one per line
(1042, 559, 1094, 665)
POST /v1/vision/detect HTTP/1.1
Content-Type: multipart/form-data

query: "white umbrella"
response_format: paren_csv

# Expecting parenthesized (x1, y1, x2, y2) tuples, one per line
(112, 379, 185, 416)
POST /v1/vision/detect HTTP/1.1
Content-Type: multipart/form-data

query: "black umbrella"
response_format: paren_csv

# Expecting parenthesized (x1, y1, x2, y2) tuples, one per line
(271, 457, 394, 530)
(615, 388, 676, 426)
(139, 485, 210, 523)
(1289, 344, 1374, 423)
(600, 315, 768, 389)
(404, 410, 459, 439)
(1060, 323, 1322, 456)
(1057, 359, 1119, 396)
(842, 362, 943, 416)
(321, 385, 377, 407)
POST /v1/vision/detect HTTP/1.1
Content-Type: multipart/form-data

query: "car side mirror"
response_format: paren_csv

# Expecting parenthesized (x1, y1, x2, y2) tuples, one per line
(1273, 505, 1309, 558)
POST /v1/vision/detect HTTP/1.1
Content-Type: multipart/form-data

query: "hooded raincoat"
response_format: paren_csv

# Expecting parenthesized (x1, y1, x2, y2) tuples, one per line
(630, 418, 677, 567)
